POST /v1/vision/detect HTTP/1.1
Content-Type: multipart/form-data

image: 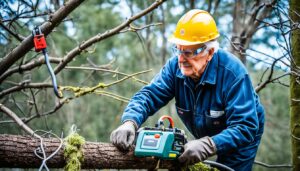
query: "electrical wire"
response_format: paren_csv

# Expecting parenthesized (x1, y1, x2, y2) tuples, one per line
(42, 49, 61, 98)
(203, 160, 235, 171)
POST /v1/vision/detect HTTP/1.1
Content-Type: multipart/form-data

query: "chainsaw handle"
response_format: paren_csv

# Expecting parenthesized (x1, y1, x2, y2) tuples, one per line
(158, 115, 174, 128)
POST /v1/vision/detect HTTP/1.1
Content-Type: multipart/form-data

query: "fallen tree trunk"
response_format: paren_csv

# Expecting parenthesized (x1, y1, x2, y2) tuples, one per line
(0, 134, 178, 170)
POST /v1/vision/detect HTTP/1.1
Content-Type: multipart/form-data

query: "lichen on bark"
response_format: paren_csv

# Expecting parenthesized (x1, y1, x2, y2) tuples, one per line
(63, 131, 85, 171)
(181, 162, 219, 171)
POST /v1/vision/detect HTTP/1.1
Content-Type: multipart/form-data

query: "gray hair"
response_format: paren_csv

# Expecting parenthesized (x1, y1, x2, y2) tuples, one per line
(204, 39, 219, 53)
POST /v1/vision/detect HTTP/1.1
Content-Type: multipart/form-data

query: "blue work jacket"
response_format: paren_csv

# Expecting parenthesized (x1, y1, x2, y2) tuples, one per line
(122, 49, 264, 170)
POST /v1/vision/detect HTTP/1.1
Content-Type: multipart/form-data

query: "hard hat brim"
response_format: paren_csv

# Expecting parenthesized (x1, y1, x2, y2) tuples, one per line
(168, 34, 219, 46)
(168, 36, 203, 46)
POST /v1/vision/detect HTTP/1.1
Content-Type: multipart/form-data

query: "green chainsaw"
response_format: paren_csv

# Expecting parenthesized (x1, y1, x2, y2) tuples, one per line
(134, 115, 187, 159)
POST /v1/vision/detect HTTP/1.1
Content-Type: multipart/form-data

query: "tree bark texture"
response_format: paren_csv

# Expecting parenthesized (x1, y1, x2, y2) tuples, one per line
(0, 134, 178, 169)
(290, 0, 300, 170)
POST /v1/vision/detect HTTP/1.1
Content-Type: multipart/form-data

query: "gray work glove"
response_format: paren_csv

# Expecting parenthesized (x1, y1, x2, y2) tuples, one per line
(110, 121, 137, 151)
(178, 136, 217, 165)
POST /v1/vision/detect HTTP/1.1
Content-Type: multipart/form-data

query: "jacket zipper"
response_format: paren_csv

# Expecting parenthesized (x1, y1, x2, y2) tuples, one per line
(184, 81, 201, 138)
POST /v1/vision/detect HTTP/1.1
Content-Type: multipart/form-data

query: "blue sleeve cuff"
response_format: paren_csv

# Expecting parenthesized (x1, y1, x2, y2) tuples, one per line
(212, 135, 227, 154)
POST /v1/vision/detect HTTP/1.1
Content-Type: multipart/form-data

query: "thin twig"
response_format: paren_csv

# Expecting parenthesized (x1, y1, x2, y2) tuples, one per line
(65, 66, 150, 85)
(0, 103, 41, 138)
(255, 56, 286, 93)
(120, 23, 162, 33)
(0, 83, 53, 98)
(53, 0, 166, 75)
(106, 69, 152, 87)
(0, 56, 61, 83)
(0, 0, 86, 76)
(0, 22, 25, 41)
(29, 88, 40, 117)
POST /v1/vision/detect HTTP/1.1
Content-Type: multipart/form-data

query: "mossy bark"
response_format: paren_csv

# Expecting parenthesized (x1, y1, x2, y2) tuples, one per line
(64, 133, 85, 171)
(290, 0, 300, 170)
(0, 134, 178, 169)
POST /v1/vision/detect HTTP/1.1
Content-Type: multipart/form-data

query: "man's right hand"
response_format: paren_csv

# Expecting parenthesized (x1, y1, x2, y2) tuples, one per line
(110, 121, 136, 151)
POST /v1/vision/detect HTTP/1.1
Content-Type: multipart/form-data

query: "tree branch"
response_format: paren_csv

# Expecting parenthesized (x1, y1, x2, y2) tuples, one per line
(53, 0, 167, 75)
(0, 83, 53, 98)
(0, 104, 41, 138)
(0, 21, 25, 41)
(65, 66, 149, 85)
(229, 0, 278, 63)
(0, 0, 85, 76)
(255, 56, 285, 93)
(0, 56, 61, 83)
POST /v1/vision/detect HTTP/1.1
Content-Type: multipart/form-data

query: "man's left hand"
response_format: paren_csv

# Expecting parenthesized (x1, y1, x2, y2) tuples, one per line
(178, 136, 217, 165)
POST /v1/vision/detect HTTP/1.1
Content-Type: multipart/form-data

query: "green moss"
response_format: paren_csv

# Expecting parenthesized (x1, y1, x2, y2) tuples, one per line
(64, 132, 85, 171)
(181, 162, 219, 171)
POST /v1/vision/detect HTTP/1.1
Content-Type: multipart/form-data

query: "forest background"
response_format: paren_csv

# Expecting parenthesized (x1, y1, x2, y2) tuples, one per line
(0, 0, 296, 170)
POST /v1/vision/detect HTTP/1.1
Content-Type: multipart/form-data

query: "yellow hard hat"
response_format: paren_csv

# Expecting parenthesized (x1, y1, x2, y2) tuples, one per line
(168, 9, 219, 45)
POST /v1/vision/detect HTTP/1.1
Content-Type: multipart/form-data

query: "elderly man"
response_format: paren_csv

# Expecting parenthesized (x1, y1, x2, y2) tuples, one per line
(110, 9, 264, 171)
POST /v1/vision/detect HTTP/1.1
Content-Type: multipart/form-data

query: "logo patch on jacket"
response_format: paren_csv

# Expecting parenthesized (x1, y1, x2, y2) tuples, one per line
(210, 110, 224, 118)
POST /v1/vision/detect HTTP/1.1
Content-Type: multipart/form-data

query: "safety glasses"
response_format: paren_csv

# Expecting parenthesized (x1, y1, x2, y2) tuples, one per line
(172, 45, 206, 59)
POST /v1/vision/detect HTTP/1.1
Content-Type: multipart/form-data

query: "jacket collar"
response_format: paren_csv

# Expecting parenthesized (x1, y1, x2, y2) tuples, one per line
(176, 50, 219, 85)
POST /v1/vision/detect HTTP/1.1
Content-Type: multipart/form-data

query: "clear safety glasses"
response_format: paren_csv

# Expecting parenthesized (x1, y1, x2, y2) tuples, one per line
(172, 45, 206, 59)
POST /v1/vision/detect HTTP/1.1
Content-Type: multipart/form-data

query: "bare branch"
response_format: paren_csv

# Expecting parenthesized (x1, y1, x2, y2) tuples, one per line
(86, 57, 114, 69)
(94, 90, 130, 103)
(60, 69, 152, 98)
(0, 103, 41, 138)
(248, 48, 290, 67)
(65, 66, 149, 85)
(255, 56, 285, 93)
(23, 98, 67, 123)
(0, 0, 85, 76)
(120, 23, 162, 33)
(2, 12, 50, 23)
(229, 0, 278, 63)
(53, 0, 167, 75)
(0, 21, 25, 41)
(106, 69, 152, 87)
(29, 88, 40, 117)
(0, 56, 61, 83)
(212, 0, 221, 14)
(0, 67, 152, 123)
(0, 83, 53, 98)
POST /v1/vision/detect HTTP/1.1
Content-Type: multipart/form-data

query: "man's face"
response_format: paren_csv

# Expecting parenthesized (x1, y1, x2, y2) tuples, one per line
(177, 44, 214, 80)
